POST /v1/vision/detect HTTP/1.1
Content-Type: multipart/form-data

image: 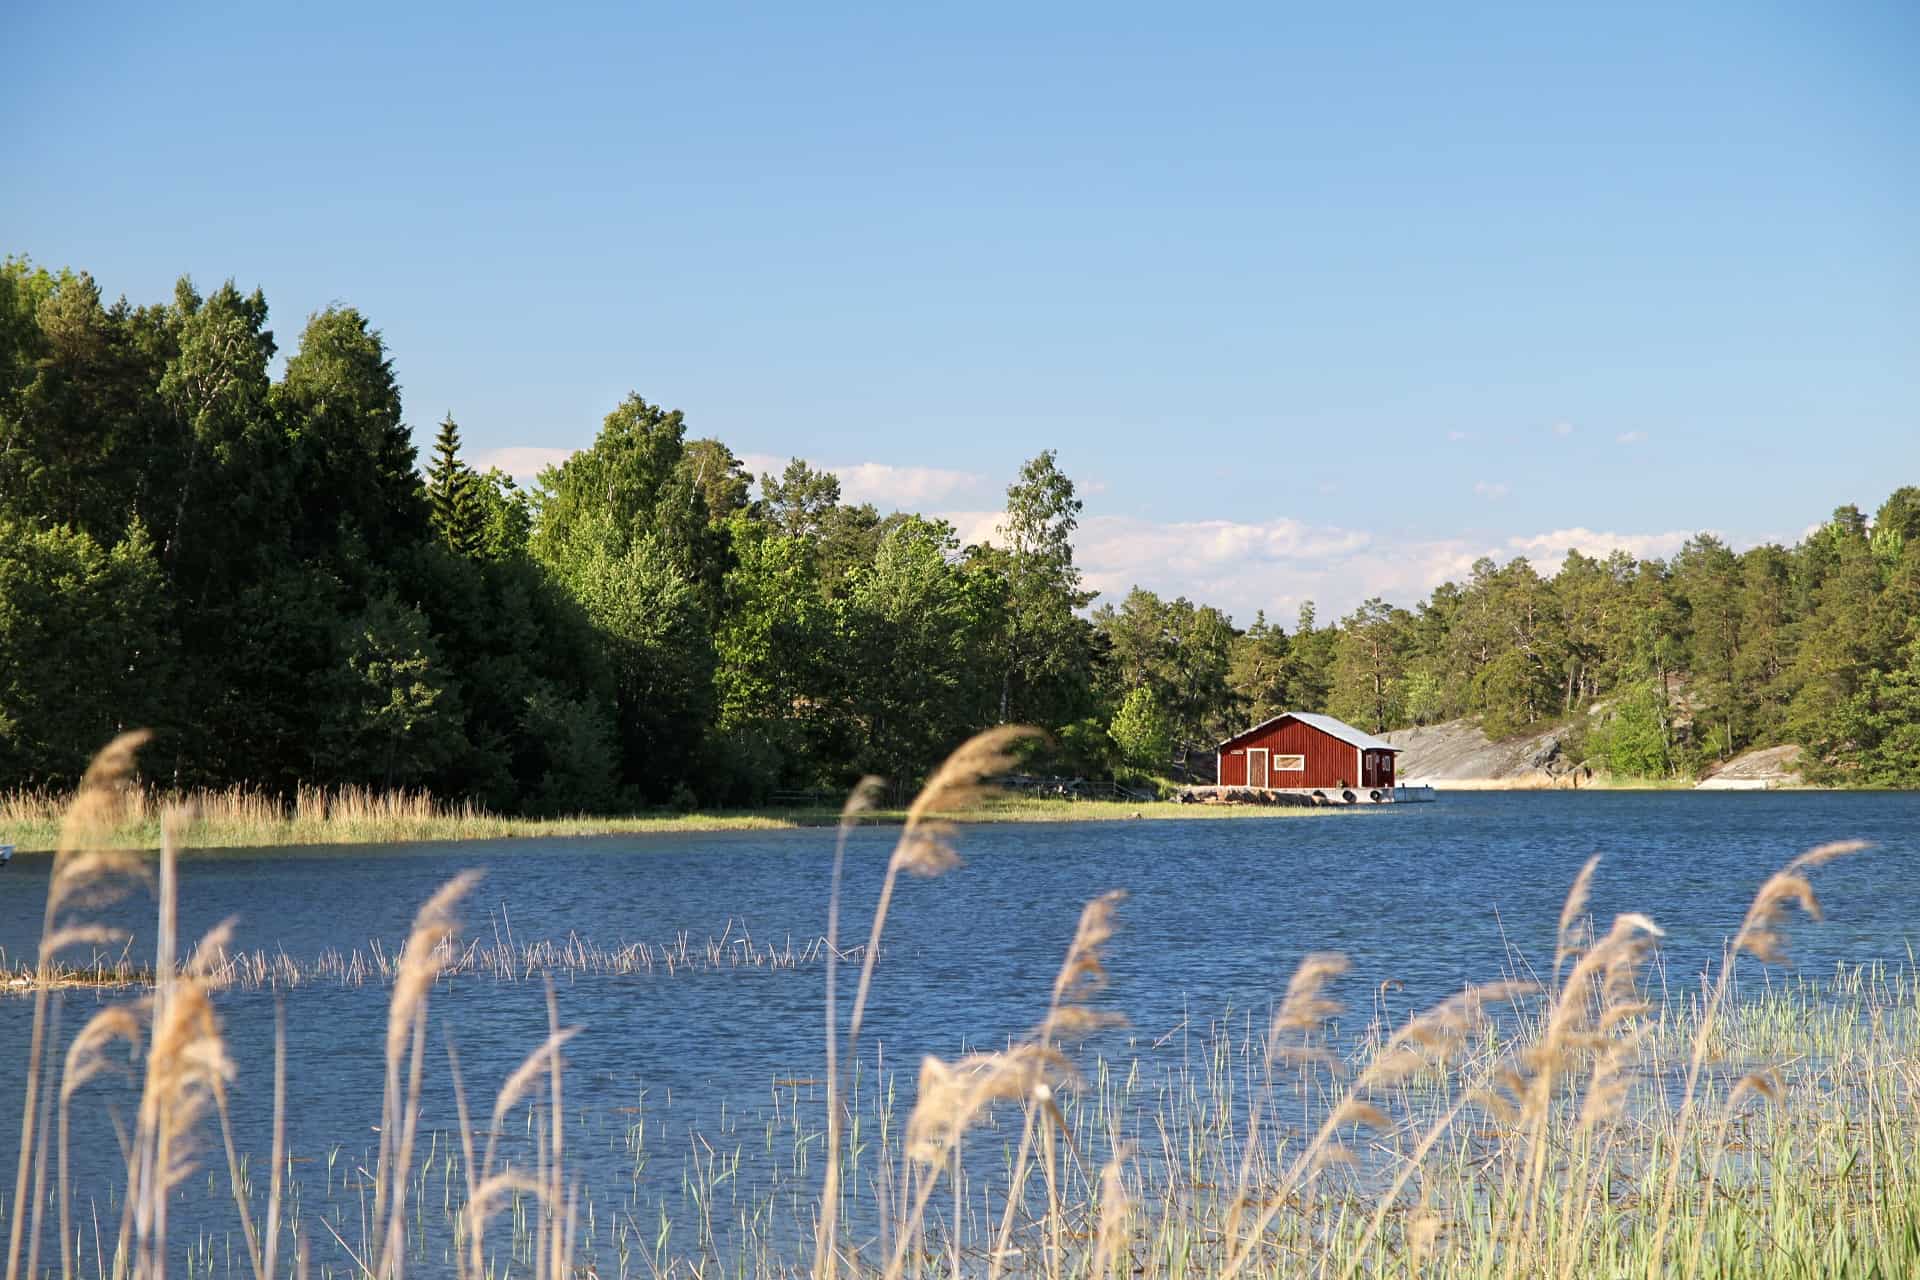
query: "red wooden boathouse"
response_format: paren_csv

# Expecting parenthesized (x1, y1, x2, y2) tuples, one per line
(1215, 712, 1400, 797)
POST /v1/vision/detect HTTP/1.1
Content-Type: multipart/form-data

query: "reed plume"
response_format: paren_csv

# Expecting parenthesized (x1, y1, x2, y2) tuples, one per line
(1359, 980, 1536, 1091)
(8, 730, 150, 1280)
(124, 962, 224, 1274)
(904, 1043, 1075, 1167)
(60, 1005, 143, 1280)
(895, 724, 1041, 876)
(819, 729, 1037, 1280)
(1552, 853, 1600, 987)
(1734, 840, 1867, 965)
(372, 870, 483, 1280)
(1218, 950, 1361, 1277)
(444, 1021, 581, 1280)
(813, 776, 883, 1280)
(1040, 889, 1127, 1041)
(985, 888, 1130, 1280)
(1088, 1143, 1133, 1280)
(1649, 839, 1869, 1277)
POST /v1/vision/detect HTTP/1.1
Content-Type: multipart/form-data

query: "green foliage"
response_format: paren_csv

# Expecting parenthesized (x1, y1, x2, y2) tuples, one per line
(1094, 587, 1235, 748)
(333, 593, 464, 787)
(1225, 611, 1293, 724)
(533, 393, 687, 560)
(545, 513, 714, 801)
(1328, 598, 1410, 733)
(518, 687, 619, 814)
(475, 469, 533, 560)
(1398, 667, 1447, 726)
(427, 415, 488, 556)
(839, 516, 1001, 786)
(1108, 686, 1173, 772)
(709, 518, 840, 789)
(1047, 716, 1121, 778)
(1287, 602, 1337, 712)
(0, 267, 174, 540)
(1672, 534, 1743, 765)
(276, 306, 424, 564)
(0, 518, 174, 785)
(679, 438, 752, 523)
(1588, 681, 1674, 778)
(983, 450, 1097, 726)
(1828, 634, 1920, 787)
(759, 457, 842, 538)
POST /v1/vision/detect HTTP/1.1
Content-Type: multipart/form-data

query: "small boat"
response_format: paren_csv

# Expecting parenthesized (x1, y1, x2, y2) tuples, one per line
(0, 844, 13, 868)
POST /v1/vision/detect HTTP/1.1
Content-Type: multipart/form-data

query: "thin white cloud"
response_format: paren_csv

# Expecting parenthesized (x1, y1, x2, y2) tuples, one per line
(927, 510, 1496, 623)
(1474, 481, 1510, 500)
(1506, 527, 1697, 566)
(475, 445, 577, 484)
(738, 452, 787, 480)
(1050, 515, 1725, 624)
(1552, 422, 1576, 438)
(1616, 431, 1647, 445)
(1446, 430, 1472, 442)
(742, 455, 985, 508)
(1065, 514, 1492, 623)
(836, 462, 985, 507)
(945, 510, 1006, 547)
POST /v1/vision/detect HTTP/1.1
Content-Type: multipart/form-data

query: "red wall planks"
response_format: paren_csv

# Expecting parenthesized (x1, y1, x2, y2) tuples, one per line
(1216, 717, 1395, 791)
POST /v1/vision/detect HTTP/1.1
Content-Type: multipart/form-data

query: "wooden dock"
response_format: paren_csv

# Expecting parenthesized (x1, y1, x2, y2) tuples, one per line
(1176, 784, 1437, 807)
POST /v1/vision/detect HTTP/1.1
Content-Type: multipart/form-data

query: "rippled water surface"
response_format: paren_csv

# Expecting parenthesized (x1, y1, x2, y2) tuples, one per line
(3, 791, 1916, 1271)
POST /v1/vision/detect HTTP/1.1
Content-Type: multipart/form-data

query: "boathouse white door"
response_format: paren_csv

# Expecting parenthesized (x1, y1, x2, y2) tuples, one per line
(1247, 748, 1269, 788)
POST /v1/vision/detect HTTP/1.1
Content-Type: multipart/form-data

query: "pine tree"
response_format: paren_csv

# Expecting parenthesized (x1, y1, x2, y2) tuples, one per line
(427, 414, 485, 555)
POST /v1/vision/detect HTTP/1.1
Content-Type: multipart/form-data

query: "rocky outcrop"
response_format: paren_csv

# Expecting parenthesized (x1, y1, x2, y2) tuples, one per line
(1383, 716, 1807, 789)
(1695, 744, 1804, 790)
(1381, 719, 1585, 788)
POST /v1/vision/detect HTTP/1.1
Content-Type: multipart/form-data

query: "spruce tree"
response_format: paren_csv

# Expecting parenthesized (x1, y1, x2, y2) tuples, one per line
(427, 414, 484, 555)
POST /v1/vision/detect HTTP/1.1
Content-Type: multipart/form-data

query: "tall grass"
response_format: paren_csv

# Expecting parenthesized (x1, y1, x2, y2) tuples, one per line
(0, 785, 1330, 853)
(5, 730, 1917, 1279)
(0, 783, 505, 852)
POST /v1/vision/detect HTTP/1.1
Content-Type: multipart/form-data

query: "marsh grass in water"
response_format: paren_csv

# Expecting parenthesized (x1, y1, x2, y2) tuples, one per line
(2, 919, 854, 994)
(5, 730, 1918, 1280)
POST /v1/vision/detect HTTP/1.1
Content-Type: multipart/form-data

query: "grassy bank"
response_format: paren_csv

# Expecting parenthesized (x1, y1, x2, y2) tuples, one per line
(0, 784, 1334, 852)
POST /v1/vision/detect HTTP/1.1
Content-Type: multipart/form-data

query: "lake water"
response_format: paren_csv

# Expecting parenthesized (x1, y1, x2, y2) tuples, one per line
(2, 791, 1916, 1274)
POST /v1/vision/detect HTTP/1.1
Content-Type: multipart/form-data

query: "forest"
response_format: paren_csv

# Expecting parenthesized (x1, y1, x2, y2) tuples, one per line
(3, 257, 1918, 806)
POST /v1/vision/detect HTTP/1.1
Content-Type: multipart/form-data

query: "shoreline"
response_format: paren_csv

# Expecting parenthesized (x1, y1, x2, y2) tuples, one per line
(1, 795, 1345, 854)
(1412, 776, 1822, 792)
(4, 780, 1856, 854)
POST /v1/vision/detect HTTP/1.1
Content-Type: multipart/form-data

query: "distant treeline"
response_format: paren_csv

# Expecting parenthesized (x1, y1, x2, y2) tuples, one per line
(3, 258, 1917, 803)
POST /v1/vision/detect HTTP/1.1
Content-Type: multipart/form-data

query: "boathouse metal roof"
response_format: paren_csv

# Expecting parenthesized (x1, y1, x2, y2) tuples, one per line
(1216, 712, 1400, 753)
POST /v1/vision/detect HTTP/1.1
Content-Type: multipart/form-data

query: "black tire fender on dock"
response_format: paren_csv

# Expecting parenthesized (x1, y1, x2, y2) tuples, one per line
(1368, 789, 1383, 803)
(1341, 789, 1357, 805)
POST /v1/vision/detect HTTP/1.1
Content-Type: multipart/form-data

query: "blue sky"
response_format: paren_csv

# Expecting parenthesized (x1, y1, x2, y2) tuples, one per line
(5, 0, 1915, 620)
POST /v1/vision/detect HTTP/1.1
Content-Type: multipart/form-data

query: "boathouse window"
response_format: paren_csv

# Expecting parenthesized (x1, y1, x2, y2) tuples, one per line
(1274, 755, 1305, 771)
